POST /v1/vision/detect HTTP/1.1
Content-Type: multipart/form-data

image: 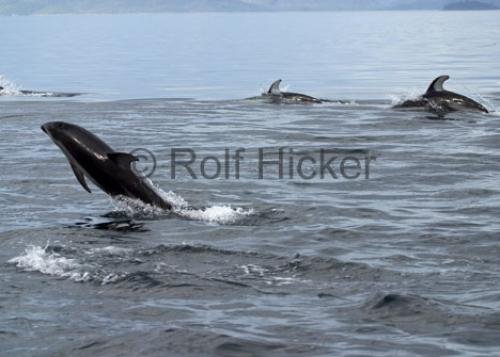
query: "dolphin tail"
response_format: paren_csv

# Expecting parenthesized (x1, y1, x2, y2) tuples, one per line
(426, 75, 450, 94)
(267, 79, 282, 95)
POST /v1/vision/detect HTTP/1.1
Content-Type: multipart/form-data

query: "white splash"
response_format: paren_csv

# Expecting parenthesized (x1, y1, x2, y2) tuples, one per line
(87, 246, 132, 256)
(110, 188, 165, 217)
(101, 273, 123, 285)
(8, 245, 90, 282)
(241, 264, 267, 276)
(112, 178, 254, 225)
(157, 188, 188, 210)
(272, 277, 296, 285)
(177, 205, 254, 224)
(0, 75, 21, 96)
(155, 181, 254, 223)
(390, 88, 422, 105)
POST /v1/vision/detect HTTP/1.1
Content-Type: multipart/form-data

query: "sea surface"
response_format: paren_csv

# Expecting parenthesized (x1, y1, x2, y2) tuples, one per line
(1, 11, 500, 357)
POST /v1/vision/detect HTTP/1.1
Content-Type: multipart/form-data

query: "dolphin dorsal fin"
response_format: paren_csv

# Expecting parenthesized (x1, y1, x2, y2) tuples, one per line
(70, 163, 91, 193)
(268, 79, 282, 95)
(107, 152, 138, 169)
(426, 75, 450, 94)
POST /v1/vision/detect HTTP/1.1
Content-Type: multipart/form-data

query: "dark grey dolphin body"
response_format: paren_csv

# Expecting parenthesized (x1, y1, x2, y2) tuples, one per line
(249, 79, 323, 103)
(394, 75, 489, 115)
(42, 121, 172, 210)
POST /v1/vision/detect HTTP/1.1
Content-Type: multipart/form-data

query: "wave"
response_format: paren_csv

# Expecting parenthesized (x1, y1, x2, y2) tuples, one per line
(7, 243, 304, 288)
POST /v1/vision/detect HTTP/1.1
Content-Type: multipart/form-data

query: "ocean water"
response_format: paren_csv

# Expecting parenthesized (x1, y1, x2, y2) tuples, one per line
(1, 11, 500, 356)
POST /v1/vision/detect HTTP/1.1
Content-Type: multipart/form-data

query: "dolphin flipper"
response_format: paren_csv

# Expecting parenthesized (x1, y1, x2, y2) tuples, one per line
(70, 163, 92, 193)
(267, 79, 282, 95)
(426, 75, 450, 94)
(107, 152, 138, 170)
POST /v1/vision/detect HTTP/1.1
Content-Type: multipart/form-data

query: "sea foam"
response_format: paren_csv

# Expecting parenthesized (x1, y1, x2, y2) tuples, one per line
(8, 245, 90, 282)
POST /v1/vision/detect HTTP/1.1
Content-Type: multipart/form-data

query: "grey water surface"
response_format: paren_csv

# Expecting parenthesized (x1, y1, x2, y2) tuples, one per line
(1, 11, 500, 357)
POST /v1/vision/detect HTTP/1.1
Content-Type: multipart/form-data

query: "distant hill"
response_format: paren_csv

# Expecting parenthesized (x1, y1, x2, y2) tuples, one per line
(444, 1, 499, 10)
(1, 0, 500, 15)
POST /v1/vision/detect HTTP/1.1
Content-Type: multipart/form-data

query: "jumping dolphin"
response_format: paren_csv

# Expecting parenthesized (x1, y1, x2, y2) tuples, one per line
(41, 121, 172, 210)
(248, 79, 323, 103)
(394, 75, 489, 115)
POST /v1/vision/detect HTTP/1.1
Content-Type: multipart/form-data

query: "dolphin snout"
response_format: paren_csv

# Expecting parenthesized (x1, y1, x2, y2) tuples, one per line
(41, 121, 65, 135)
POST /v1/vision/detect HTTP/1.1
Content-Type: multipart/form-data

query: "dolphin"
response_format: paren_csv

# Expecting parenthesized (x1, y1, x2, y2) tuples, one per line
(20, 90, 81, 97)
(0, 86, 80, 97)
(41, 121, 172, 210)
(266, 79, 322, 103)
(248, 79, 322, 103)
(423, 75, 489, 114)
(394, 75, 489, 115)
